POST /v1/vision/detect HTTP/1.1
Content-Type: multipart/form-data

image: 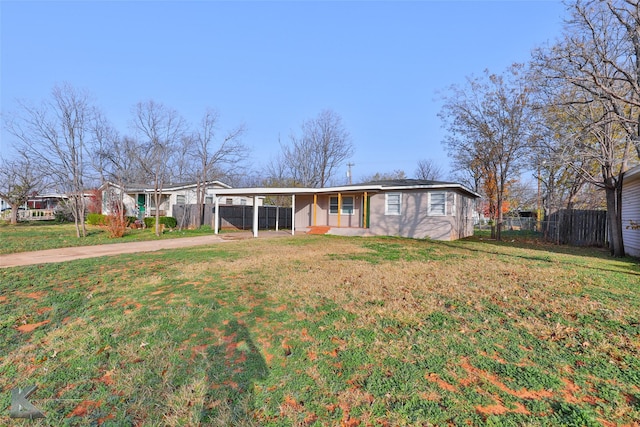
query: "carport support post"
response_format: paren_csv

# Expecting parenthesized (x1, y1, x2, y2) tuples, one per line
(275, 206, 280, 231)
(313, 194, 317, 226)
(291, 194, 296, 235)
(214, 196, 219, 235)
(253, 195, 259, 238)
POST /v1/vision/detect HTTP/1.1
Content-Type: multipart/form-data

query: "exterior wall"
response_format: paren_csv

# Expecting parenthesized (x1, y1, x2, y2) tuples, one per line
(622, 169, 640, 257)
(102, 187, 138, 217)
(294, 195, 314, 229)
(369, 189, 475, 241)
(294, 194, 363, 229)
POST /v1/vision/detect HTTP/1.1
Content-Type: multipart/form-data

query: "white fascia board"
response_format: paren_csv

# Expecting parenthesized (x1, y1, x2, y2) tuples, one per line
(207, 185, 384, 196)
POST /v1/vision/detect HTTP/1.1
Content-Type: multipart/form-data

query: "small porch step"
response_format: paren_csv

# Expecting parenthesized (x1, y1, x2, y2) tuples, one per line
(307, 226, 331, 235)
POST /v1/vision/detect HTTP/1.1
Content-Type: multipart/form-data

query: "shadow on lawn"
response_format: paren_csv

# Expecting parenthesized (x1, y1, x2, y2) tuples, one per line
(447, 236, 640, 277)
(202, 319, 268, 425)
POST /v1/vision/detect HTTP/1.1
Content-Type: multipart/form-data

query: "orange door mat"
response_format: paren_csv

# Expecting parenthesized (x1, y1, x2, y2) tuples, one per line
(307, 226, 331, 235)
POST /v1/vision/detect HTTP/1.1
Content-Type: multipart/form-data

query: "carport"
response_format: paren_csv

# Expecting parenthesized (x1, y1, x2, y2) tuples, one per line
(208, 185, 379, 238)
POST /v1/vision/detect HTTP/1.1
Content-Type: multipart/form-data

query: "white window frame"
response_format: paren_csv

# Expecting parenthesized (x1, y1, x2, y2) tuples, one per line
(329, 196, 354, 215)
(428, 191, 447, 216)
(385, 192, 402, 215)
(176, 195, 185, 205)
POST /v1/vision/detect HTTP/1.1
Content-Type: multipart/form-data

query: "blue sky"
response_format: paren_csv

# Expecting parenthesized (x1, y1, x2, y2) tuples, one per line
(1, 1, 567, 184)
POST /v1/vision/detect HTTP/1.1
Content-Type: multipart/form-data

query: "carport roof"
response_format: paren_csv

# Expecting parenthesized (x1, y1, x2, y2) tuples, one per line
(207, 181, 480, 198)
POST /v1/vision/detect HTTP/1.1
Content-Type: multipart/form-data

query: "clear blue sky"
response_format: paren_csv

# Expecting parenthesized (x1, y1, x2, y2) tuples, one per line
(1, 0, 567, 184)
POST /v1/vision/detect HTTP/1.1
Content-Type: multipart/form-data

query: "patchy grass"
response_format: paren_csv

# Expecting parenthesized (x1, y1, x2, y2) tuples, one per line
(0, 235, 639, 426)
(0, 222, 219, 254)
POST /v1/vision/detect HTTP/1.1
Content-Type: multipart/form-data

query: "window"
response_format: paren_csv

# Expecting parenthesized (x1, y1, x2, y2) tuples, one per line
(428, 192, 446, 216)
(176, 195, 185, 204)
(329, 196, 354, 215)
(341, 197, 354, 215)
(225, 198, 233, 205)
(240, 199, 247, 206)
(205, 196, 213, 205)
(385, 193, 401, 215)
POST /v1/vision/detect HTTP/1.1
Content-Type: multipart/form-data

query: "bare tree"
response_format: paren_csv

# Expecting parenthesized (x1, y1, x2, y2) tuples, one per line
(440, 64, 533, 240)
(192, 108, 247, 227)
(94, 120, 141, 225)
(529, 0, 640, 256)
(7, 83, 96, 237)
(414, 159, 444, 181)
(132, 100, 187, 236)
(0, 154, 44, 224)
(281, 109, 354, 187)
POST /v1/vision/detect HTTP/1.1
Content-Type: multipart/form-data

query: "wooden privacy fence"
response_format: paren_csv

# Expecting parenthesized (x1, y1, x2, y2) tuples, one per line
(173, 204, 292, 230)
(544, 209, 608, 247)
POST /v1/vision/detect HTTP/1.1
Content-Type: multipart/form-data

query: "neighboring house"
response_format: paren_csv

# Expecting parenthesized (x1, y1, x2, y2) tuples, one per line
(0, 197, 11, 212)
(26, 193, 69, 210)
(622, 164, 640, 257)
(1, 193, 68, 221)
(100, 181, 259, 219)
(209, 179, 480, 241)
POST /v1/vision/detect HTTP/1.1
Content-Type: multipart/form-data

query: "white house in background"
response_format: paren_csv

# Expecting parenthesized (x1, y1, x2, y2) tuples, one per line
(100, 181, 260, 219)
(0, 197, 10, 212)
(622, 164, 640, 257)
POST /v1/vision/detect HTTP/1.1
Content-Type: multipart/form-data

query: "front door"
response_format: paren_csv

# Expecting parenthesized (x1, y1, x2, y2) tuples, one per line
(137, 194, 146, 219)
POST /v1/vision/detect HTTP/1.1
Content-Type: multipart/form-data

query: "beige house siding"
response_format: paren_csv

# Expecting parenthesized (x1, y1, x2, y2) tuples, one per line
(295, 195, 314, 229)
(368, 189, 474, 240)
(622, 167, 640, 257)
(294, 194, 364, 229)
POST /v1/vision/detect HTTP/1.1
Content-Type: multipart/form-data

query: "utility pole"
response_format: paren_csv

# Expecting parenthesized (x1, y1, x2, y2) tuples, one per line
(346, 162, 354, 185)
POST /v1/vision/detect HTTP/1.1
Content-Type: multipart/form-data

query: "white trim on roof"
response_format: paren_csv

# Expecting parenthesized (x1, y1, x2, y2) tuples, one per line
(206, 183, 480, 198)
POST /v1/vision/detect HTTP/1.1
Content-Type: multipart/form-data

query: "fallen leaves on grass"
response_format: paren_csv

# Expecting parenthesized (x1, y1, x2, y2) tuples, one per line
(16, 319, 50, 333)
(67, 400, 102, 418)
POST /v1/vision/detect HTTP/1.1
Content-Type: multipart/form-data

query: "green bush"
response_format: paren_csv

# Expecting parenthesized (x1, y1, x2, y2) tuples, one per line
(86, 213, 107, 226)
(143, 216, 177, 229)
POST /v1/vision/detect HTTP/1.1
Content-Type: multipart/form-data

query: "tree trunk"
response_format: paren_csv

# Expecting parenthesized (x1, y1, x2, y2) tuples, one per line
(73, 197, 81, 238)
(605, 183, 625, 257)
(155, 191, 161, 237)
(495, 196, 503, 241)
(10, 205, 19, 225)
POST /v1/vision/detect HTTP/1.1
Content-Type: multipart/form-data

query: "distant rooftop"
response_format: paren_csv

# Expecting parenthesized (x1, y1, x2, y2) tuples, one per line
(353, 179, 459, 187)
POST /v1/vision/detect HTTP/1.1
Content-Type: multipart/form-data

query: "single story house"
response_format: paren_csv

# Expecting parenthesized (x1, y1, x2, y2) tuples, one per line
(622, 164, 640, 257)
(1, 193, 69, 221)
(208, 179, 480, 241)
(100, 181, 260, 219)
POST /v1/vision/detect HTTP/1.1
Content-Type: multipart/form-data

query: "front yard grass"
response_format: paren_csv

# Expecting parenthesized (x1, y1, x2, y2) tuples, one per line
(0, 222, 219, 254)
(0, 235, 638, 425)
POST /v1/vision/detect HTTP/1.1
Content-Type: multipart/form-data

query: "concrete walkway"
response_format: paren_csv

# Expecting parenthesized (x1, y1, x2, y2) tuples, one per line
(0, 231, 292, 268)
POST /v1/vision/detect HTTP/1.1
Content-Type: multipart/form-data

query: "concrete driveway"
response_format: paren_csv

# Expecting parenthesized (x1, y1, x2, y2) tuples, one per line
(0, 231, 292, 268)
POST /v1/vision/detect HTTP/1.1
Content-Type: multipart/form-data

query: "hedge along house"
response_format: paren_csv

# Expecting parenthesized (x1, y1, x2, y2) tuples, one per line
(100, 181, 259, 219)
(209, 179, 480, 241)
(622, 164, 640, 257)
